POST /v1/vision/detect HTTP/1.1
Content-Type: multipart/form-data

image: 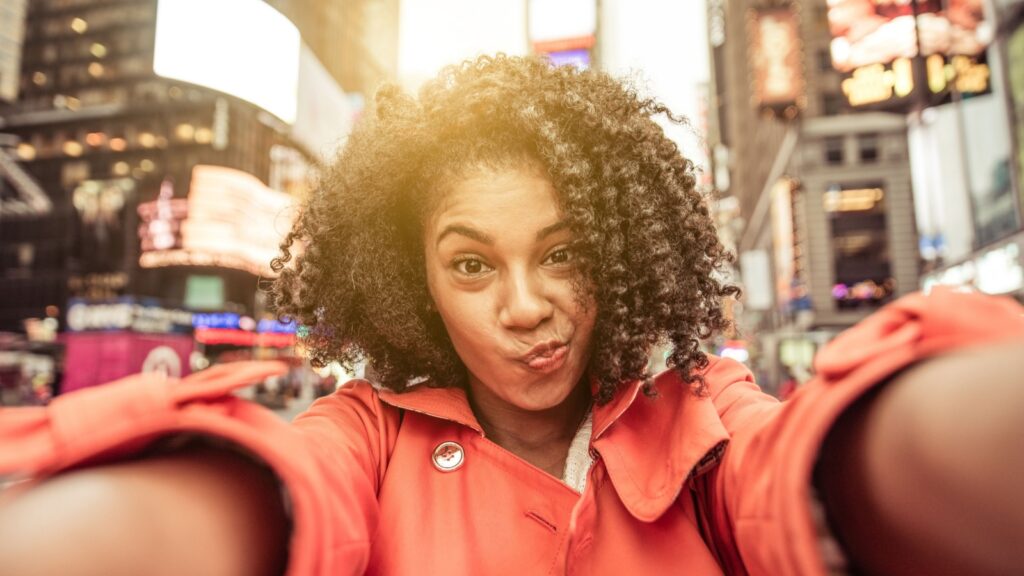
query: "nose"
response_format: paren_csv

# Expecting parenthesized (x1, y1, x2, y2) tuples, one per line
(498, 267, 554, 330)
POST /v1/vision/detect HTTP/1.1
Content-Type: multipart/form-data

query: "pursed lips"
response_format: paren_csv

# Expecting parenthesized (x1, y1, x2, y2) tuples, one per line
(517, 338, 568, 363)
(511, 338, 574, 373)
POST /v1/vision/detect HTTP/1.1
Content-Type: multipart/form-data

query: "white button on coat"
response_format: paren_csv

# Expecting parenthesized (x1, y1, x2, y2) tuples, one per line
(432, 441, 465, 472)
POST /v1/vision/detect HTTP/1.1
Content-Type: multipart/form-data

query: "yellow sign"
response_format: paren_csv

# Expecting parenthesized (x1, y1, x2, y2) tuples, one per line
(841, 60, 914, 106)
(843, 55, 990, 107)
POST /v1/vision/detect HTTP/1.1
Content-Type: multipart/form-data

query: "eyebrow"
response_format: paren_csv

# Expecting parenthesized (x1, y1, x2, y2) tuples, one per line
(436, 224, 494, 247)
(435, 221, 569, 247)
(536, 220, 569, 241)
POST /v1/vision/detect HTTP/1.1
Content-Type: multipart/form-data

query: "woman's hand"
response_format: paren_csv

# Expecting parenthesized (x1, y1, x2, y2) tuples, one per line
(818, 340, 1024, 575)
(0, 444, 289, 576)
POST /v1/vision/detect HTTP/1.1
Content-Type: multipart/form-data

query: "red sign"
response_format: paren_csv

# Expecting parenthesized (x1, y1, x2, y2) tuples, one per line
(194, 327, 296, 348)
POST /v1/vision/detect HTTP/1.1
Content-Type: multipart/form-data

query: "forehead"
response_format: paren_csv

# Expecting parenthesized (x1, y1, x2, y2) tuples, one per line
(429, 167, 562, 232)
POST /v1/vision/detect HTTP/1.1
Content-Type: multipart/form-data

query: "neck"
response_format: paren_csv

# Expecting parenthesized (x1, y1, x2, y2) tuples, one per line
(468, 380, 591, 475)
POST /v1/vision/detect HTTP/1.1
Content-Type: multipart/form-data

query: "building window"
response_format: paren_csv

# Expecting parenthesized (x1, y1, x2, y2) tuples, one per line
(858, 133, 879, 163)
(817, 49, 832, 72)
(41, 44, 58, 63)
(822, 93, 843, 116)
(824, 137, 844, 165)
(62, 160, 90, 188)
(825, 183, 894, 310)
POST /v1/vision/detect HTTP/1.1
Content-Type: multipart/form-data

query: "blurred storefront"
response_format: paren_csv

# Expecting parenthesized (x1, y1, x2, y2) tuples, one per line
(910, 0, 1024, 302)
(61, 298, 194, 392)
(0, 0, 371, 404)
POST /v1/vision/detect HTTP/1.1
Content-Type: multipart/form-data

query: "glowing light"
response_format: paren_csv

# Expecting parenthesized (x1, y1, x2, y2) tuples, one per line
(138, 132, 157, 148)
(90, 43, 107, 58)
(824, 187, 884, 212)
(139, 159, 156, 172)
(63, 141, 84, 157)
(70, 17, 88, 34)
(109, 137, 127, 151)
(194, 127, 213, 144)
(194, 327, 296, 348)
(112, 161, 130, 176)
(32, 72, 47, 86)
(175, 123, 195, 140)
(720, 347, 750, 363)
(86, 132, 106, 147)
(88, 62, 105, 78)
(16, 143, 36, 160)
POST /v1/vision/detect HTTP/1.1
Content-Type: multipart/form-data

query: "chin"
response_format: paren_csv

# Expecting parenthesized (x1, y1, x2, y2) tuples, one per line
(509, 371, 584, 411)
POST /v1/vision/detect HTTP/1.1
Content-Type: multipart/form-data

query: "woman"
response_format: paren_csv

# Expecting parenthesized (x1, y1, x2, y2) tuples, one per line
(1, 55, 1023, 576)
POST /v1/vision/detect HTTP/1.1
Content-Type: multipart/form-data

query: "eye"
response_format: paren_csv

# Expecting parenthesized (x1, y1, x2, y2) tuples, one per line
(452, 257, 492, 276)
(544, 247, 573, 266)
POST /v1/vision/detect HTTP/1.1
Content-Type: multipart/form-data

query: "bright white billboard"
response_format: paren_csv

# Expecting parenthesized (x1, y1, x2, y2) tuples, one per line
(153, 0, 300, 124)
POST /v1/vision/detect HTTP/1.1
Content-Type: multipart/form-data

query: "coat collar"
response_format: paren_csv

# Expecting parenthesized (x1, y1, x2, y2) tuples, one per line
(376, 374, 651, 439)
(376, 358, 733, 523)
(378, 384, 483, 434)
(591, 364, 730, 522)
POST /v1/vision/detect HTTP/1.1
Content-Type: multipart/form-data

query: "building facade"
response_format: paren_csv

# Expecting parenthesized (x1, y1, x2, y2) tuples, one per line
(916, 0, 1024, 302)
(0, 0, 380, 397)
(0, 0, 27, 103)
(706, 0, 919, 389)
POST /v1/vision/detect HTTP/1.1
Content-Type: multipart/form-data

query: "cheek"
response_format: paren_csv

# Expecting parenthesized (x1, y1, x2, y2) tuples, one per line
(430, 284, 492, 346)
(575, 300, 598, 340)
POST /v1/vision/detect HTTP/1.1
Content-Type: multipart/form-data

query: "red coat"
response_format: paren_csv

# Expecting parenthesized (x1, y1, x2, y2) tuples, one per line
(2, 289, 1023, 575)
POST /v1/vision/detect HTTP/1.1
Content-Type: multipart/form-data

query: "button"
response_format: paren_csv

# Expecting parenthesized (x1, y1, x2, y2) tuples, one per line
(432, 441, 465, 472)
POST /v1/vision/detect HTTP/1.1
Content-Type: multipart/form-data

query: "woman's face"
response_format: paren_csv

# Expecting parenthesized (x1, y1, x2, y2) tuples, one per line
(424, 165, 597, 412)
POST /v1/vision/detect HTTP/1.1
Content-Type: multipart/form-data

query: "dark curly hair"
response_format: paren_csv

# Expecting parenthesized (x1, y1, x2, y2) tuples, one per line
(270, 54, 739, 404)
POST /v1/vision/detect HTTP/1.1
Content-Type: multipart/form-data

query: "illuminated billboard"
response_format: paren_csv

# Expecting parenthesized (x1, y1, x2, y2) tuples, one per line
(153, 0, 300, 124)
(826, 0, 992, 108)
(138, 166, 296, 276)
(748, 7, 805, 114)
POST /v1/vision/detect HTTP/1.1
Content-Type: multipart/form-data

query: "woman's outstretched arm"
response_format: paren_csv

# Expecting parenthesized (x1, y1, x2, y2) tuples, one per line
(0, 444, 289, 576)
(818, 340, 1024, 576)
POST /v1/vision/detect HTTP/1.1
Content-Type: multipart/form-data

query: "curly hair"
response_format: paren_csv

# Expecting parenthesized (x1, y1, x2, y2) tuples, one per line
(270, 54, 739, 404)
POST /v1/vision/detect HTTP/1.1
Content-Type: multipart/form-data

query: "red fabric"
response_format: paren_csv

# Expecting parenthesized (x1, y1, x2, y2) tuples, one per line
(2, 289, 1022, 575)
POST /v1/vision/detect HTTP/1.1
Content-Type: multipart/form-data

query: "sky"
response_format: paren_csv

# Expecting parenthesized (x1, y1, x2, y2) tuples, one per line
(396, 0, 711, 174)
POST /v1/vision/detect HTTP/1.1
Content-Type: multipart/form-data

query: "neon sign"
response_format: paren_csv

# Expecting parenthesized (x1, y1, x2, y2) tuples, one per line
(138, 166, 295, 276)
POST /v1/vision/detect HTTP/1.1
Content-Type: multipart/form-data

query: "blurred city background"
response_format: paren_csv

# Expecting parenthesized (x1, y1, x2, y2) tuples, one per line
(0, 0, 1018, 415)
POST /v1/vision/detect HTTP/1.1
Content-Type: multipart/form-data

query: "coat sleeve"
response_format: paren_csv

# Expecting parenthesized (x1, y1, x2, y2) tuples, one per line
(0, 361, 392, 576)
(698, 289, 1024, 576)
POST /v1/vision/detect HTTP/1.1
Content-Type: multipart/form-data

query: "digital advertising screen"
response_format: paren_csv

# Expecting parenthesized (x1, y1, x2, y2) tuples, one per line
(153, 0, 300, 124)
(826, 0, 993, 108)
